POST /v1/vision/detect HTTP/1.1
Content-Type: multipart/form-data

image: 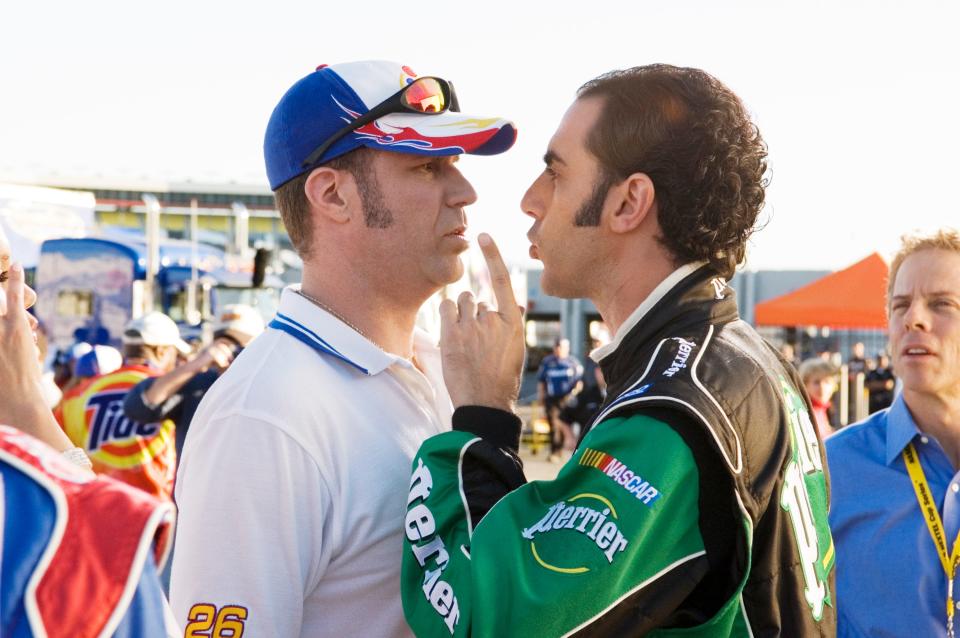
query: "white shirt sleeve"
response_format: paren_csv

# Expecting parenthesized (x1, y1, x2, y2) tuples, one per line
(169, 412, 331, 638)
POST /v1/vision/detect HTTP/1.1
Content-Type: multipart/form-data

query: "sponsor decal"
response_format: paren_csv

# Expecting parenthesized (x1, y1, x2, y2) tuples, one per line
(579, 448, 662, 506)
(406, 459, 460, 634)
(619, 383, 652, 401)
(184, 603, 248, 638)
(778, 376, 833, 620)
(662, 338, 697, 377)
(86, 391, 159, 451)
(521, 493, 630, 573)
(711, 277, 727, 300)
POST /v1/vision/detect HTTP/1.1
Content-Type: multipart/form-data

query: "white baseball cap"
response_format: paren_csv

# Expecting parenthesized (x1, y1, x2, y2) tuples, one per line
(123, 312, 191, 354)
(214, 304, 265, 344)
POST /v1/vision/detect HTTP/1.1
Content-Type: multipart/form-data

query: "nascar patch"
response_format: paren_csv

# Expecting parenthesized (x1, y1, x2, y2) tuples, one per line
(579, 448, 663, 506)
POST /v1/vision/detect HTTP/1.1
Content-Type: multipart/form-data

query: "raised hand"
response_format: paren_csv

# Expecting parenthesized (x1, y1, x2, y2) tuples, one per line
(0, 263, 76, 452)
(439, 234, 525, 411)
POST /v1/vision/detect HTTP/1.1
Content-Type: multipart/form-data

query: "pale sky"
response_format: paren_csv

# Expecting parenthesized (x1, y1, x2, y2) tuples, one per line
(1, 0, 957, 271)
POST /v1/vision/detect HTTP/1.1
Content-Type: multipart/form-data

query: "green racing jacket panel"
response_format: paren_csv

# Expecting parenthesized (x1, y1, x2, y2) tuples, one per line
(401, 413, 755, 637)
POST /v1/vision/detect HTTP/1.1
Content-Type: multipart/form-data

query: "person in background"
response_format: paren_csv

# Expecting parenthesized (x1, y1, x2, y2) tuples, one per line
(555, 365, 607, 450)
(780, 341, 801, 369)
(74, 345, 124, 379)
(58, 312, 188, 501)
(0, 224, 179, 636)
(827, 228, 960, 636)
(53, 345, 124, 425)
(536, 337, 583, 461)
(124, 304, 264, 459)
(846, 341, 869, 421)
(799, 357, 839, 440)
(866, 352, 896, 413)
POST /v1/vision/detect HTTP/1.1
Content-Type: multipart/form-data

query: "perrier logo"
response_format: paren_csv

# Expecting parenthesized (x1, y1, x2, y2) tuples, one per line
(521, 493, 629, 573)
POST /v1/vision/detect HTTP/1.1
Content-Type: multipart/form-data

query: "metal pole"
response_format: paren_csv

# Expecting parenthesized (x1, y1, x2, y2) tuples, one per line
(232, 202, 249, 257)
(141, 194, 161, 313)
(187, 198, 200, 324)
(855, 372, 867, 422)
(839, 364, 849, 427)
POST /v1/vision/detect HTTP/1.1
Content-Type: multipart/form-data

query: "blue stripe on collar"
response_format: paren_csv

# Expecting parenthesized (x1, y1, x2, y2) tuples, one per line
(268, 315, 369, 375)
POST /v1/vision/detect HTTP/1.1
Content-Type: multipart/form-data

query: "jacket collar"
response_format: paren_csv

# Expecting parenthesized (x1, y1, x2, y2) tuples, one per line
(594, 263, 739, 389)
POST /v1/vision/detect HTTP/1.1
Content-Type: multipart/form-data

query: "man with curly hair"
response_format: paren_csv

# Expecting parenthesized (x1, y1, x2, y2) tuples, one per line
(401, 65, 837, 636)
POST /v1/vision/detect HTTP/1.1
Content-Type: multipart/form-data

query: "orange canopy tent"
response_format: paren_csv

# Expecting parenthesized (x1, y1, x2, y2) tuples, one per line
(754, 253, 889, 329)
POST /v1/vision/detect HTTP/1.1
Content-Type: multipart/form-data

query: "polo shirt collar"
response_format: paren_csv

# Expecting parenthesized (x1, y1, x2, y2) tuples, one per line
(884, 393, 922, 466)
(268, 285, 416, 376)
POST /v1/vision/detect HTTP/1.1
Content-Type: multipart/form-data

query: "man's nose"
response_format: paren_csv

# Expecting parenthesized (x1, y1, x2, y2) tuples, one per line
(902, 300, 930, 331)
(521, 173, 547, 221)
(447, 164, 478, 209)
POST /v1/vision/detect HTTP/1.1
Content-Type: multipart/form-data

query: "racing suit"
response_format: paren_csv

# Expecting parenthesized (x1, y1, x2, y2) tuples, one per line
(401, 266, 837, 636)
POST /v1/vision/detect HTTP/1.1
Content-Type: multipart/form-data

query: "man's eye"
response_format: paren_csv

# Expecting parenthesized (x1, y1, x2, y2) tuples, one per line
(544, 166, 557, 178)
(0, 271, 8, 283)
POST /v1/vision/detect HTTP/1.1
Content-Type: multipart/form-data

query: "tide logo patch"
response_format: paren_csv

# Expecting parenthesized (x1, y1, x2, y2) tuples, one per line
(86, 391, 159, 451)
(579, 448, 663, 506)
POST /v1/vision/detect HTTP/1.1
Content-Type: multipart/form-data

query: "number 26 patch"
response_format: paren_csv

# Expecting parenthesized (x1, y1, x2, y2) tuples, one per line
(185, 603, 248, 638)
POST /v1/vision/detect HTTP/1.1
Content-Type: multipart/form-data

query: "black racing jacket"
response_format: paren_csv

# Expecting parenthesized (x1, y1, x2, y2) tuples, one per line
(401, 266, 836, 637)
(588, 265, 837, 635)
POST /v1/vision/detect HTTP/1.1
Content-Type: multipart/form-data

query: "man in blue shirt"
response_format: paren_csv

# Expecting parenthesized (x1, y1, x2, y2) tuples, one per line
(827, 228, 960, 637)
(536, 337, 583, 459)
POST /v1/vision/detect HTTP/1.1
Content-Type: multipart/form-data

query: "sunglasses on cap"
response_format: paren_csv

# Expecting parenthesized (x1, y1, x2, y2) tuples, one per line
(301, 76, 460, 169)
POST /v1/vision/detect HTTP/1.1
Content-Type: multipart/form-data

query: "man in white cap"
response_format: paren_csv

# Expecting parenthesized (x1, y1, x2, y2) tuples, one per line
(170, 60, 515, 637)
(123, 304, 265, 458)
(58, 311, 190, 501)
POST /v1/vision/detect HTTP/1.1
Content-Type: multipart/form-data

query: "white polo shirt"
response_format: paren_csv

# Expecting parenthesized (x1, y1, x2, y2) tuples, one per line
(170, 287, 452, 638)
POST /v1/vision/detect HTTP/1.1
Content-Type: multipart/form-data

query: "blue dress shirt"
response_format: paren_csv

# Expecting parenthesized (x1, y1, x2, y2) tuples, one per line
(827, 394, 960, 637)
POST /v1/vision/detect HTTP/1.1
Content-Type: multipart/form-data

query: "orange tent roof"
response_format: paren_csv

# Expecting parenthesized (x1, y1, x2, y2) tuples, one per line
(754, 253, 889, 329)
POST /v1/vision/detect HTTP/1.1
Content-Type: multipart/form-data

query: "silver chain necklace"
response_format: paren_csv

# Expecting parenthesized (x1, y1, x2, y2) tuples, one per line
(295, 289, 416, 365)
(296, 289, 373, 341)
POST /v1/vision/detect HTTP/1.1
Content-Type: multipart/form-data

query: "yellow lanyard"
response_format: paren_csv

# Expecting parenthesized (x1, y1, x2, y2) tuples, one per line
(903, 442, 960, 638)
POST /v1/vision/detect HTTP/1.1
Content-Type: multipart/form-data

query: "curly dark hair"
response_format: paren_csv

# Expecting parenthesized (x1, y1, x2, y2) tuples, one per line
(578, 64, 768, 279)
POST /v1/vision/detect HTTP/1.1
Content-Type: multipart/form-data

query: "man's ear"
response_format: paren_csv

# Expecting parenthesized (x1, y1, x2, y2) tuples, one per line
(608, 172, 655, 235)
(304, 167, 352, 224)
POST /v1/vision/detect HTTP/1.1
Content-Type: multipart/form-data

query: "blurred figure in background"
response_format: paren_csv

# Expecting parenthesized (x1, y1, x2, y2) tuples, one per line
(536, 337, 583, 461)
(780, 341, 800, 369)
(74, 345, 123, 379)
(799, 357, 838, 440)
(58, 311, 188, 501)
(53, 345, 123, 424)
(124, 304, 264, 459)
(846, 340, 869, 422)
(866, 352, 896, 413)
(52, 341, 92, 392)
(555, 365, 607, 451)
